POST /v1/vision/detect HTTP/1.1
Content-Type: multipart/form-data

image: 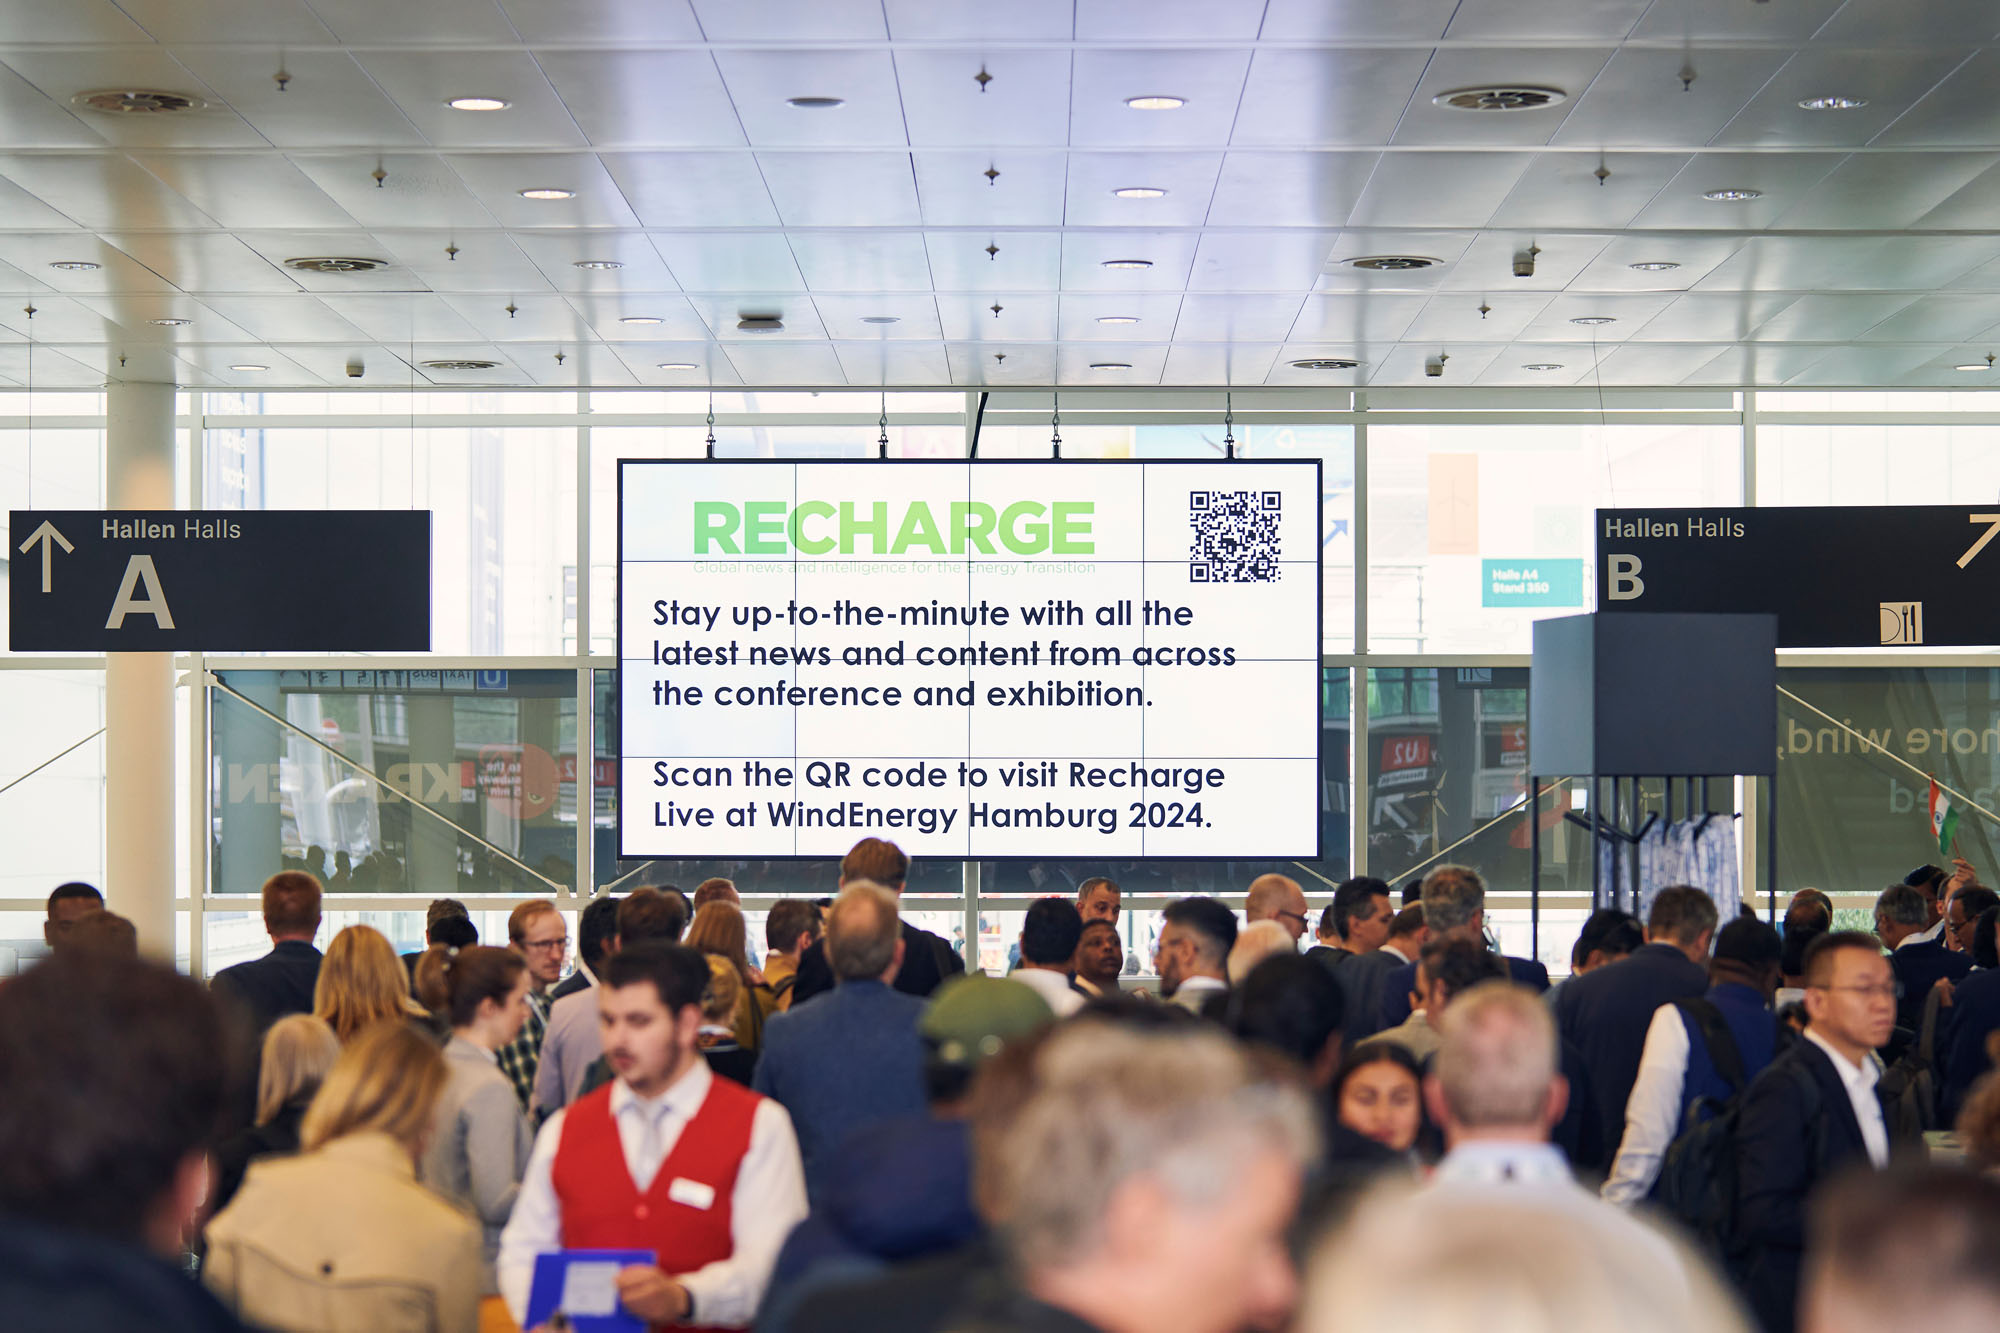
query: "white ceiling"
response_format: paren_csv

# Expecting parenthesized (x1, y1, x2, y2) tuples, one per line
(0, 0, 1997, 388)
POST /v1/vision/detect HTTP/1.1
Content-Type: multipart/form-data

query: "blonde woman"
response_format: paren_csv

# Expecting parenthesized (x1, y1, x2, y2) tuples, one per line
(211, 1014, 340, 1215)
(314, 924, 430, 1044)
(205, 1021, 480, 1333)
(685, 900, 765, 1051)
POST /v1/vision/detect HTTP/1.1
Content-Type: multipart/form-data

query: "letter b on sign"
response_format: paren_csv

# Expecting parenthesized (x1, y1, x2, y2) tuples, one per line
(1606, 554, 1644, 602)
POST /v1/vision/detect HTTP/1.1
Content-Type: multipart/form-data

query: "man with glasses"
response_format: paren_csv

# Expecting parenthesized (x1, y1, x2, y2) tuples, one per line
(1736, 931, 1908, 1333)
(1877, 882, 1970, 1057)
(495, 899, 568, 1111)
(1245, 874, 1310, 946)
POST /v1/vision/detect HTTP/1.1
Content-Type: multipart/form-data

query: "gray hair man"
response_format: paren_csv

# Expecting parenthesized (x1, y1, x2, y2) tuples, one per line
(1372, 865, 1549, 1033)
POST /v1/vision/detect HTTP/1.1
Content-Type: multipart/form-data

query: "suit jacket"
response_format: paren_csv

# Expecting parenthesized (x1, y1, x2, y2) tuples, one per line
(549, 968, 592, 1002)
(1343, 947, 1413, 1040)
(754, 979, 929, 1206)
(1940, 965, 2000, 1120)
(1888, 937, 1972, 1036)
(210, 941, 322, 1037)
(1734, 1039, 1881, 1333)
(1374, 952, 1550, 1034)
(1555, 942, 1711, 1174)
(790, 920, 964, 1008)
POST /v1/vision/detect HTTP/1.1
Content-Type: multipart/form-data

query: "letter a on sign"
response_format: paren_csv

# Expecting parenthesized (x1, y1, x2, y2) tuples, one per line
(105, 554, 175, 629)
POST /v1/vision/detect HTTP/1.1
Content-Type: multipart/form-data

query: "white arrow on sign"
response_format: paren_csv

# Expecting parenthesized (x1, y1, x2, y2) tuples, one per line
(15, 520, 73, 593)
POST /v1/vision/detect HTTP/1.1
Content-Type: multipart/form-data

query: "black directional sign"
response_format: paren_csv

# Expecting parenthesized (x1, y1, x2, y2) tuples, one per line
(1595, 505, 2000, 648)
(9, 510, 430, 651)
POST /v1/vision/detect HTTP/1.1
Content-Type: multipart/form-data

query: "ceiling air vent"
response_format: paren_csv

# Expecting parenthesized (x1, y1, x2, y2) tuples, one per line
(1431, 85, 1567, 112)
(736, 316, 785, 334)
(1346, 255, 1439, 272)
(285, 256, 389, 274)
(421, 359, 499, 372)
(1291, 359, 1361, 371)
(72, 88, 207, 114)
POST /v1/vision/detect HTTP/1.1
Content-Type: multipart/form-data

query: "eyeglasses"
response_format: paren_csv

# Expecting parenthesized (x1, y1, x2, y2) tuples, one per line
(1276, 910, 1310, 929)
(1812, 982, 1901, 1001)
(521, 937, 570, 953)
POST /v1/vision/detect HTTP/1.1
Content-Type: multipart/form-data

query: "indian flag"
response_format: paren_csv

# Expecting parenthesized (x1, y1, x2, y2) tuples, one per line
(1930, 778, 1961, 857)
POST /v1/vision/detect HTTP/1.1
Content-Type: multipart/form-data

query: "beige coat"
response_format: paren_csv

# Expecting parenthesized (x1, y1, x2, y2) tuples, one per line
(205, 1131, 481, 1333)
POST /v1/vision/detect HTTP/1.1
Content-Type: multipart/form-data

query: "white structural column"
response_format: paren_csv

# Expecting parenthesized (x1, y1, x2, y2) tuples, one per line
(104, 380, 177, 955)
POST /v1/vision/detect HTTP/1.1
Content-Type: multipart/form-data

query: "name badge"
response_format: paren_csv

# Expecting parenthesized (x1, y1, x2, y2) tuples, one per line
(668, 1177, 716, 1210)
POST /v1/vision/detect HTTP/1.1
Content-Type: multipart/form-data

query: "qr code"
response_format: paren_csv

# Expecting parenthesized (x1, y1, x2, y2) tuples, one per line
(1189, 490, 1282, 583)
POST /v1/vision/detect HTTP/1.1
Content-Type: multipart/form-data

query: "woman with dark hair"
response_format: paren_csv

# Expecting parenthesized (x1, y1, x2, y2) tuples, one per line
(1333, 1043, 1425, 1157)
(685, 900, 765, 1052)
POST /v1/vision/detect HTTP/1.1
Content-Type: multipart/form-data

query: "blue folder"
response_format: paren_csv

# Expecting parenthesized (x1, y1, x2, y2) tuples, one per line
(523, 1249, 657, 1332)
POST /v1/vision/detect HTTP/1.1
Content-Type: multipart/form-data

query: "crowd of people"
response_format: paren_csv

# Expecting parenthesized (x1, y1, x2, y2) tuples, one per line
(7, 845, 2000, 1333)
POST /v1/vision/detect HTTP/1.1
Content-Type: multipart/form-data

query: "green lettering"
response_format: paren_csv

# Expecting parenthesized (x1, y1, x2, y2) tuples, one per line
(951, 501, 997, 555)
(891, 500, 947, 555)
(743, 500, 786, 555)
(1000, 500, 1049, 555)
(693, 502, 740, 554)
(841, 500, 889, 554)
(787, 500, 835, 555)
(1051, 501, 1093, 554)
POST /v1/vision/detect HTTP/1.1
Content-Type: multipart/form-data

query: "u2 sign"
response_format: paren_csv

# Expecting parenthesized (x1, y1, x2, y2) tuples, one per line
(1596, 505, 2000, 648)
(8, 510, 431, 651)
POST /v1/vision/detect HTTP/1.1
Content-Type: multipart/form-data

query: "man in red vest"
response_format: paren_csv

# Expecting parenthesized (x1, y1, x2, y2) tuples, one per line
(499, 942, 806, 1331)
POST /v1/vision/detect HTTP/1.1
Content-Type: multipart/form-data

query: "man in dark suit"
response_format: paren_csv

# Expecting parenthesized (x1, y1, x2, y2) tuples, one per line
(209, 870, 323, 1037)
(551, 893, 620, 1002)
(791, 838, 963, 1006)
(1305, 877, 1399, 1047)
(1555, 885, 1717, 1174)
(1372, 865, 1547, 1035)
(1347, 904, 1428, 1039)
(756, 883, 930, 1205)
(1877, 883, 1972, 1050)
(1942, 962, 2000, 1120)
(1735, 931, 1903, 1333)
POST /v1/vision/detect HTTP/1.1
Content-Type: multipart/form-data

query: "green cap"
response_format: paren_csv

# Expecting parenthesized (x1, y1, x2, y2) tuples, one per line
(921, 975, 1055, 1067)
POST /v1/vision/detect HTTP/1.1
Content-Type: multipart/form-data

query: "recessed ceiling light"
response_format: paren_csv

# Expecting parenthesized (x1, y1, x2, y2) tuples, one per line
(1088, 362, 1133, 370)
(148, 317, 190, 327)
(1124, 95, 1186, 110)
(619, 316, 663, 326)
(1522, 363, 1565, 372)
(860, 316, 900, 325)
(1112, 187, 1167, 199)
(1290, 358, 1362, 371)
(229, 363, 267, 372)
(1347, 255, 1440, 271)
(1096, 316, 1140, 325)
(48, 260, 99, 272)
(1955, 357, 1994, 372)
(657, 362, 699, 370)
(786, 96, 845, 109)
(1432, 85, 1568, 112)
(519, 187, 575, 200)
(1703, 188, 1762, 202)
(571, 259, 623, 270)
(1101, 259, 1154, 270)
(1628, 261, 1682, 272)
(446, 96, 510, 111)
(1798, 95, 1868, 111)
(1569, 316, 1617, 326)
(422, 359, 500, 371)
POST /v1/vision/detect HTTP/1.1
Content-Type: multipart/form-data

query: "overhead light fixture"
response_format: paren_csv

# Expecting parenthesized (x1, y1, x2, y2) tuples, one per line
(1954, 355, 1995, 372)
(1124, 95, 1186, 110)
(1569, 316, 1617, 326)
(72, 88, 205, 114)
(736, 315, 785, 333)
(1798, 95, 1868, 111)
(619, 316, 663, 326)
(657, 362, 698, 370)
(1522, 363, 1565, 372)
(422, 359, 500, 371)
(1349, 255, 1440, 271)
(1628, 261, 1681, 272)
(1111, 187, 1167, 199)
(860, 316, 900, 324)
(446, 96, 510, 111)
(1290, 359, 1361, 371)
(519, 187, 575, 200)
(1088, 362, 1133, 370)
(148, 317, 191, 327)
(1096, 316, 1140, 325)
(786, 96, 845, 109)
(1432, 85, 1567, 112)
(1703, 188, 1762, 202)
(229, 363, 268, 372)
(572, 259, 623, 270)
(1101, 259, 1154, 270)
(48, 260, 99, 272)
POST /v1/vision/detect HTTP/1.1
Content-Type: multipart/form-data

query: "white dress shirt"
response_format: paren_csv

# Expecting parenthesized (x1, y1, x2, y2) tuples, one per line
(1804, 1028, 1890, 1168)
(1603, 1003, 1693, 1206)
(497, 1059, 808, 1328)
(1168, 974, 1228, 1012)
(1911, 917, 1945, 946)
(1011, 966, 1085, 1017)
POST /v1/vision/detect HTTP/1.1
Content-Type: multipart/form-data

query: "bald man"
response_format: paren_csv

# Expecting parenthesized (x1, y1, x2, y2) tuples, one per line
(1245, 874, 1309, 944)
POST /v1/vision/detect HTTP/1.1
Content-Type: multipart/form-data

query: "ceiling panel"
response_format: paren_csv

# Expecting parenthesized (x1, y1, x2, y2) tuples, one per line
(0, 0, 154, 41)
(195, 295, 372, 343)
(0, 49, 262, 149)
(601, 153, 778, 228)
(1230, 49, 1429, 146)
(1447, 0, 1649, 40)
(1316, 231, 1476, 292)
(1055, 291, 1183, 339)
(1851, 294, 2000, 345)
(561, 293, 708, 340)
(0, 234, 159, 293)
(1713, 49, 1969, 148)
(687, 294, 827, 340)
(790, 231, 935, 292)
(174, 346, 327, 387)
(940, 293, 1057, 342)
(1785, 343, 1943, 386)
(0, 344, 140, 385)
(1367, 342, 1504, 385)
(1058, 231, 1200, 290)
(1872, 51, 2000, 148)
(653, 233, 805, 292)
(913, 152, 1067, 227)
(1074, 0, 1262, 40)
(1391, 48, 1612, 147)
(372, 230, 548, 293)
(508, 342, 638, 387)
(1473, 352, 1590, 386)
(761, 152, 920, 227)
(1515, 290, 1680, 340)
(1289, 293, 1429, 343)
(603, 342, 742, 386)
(945, 341, 1057, 386)
(0, 62, 107, 148)
(1587, 341, 1736, 385)
(1551, 48, 1791, 148)
(513, 231, 677, 293)
(1775, 152, 1999, 229)
(1570, 235, 1746, 292)
(882, 0, 1074, 40)
(1187, 230, 1341, 292)
(812, 293, 944, 340)
(712, 50, 909, 148)
(924, 232, 1063, 292)
(498, 0, 703, 42)
(693, 0, 885, 40)
(720, 339, 848, 384)
(1062, 152, 1224, 227)
(128, 153, 358, 230)
(170, 49, 426, 150)
(833, 340, 951, 386)
(1402, 290, 1553, 342)
(895, 49, 1072, 148)
(1488, 152, 1688, 231)
(1174, 294, 1310, 343)
(1627, 152, 1847, 230)
(1345, 151, 1537, 228)
(1161, 342, 1280, 385)
(1682, 343, 1835, 386)
(301, 0, 520, 44)
(1055, 342, 1169, 383)
(1810, 0, 2000, 45)
(288, 152, 497, 231)
(1433, 230, 1613, 292)
(70, 292, 261, 341)
(0, 295, 148, 341)
(1626, 0, 1845, 42)
(1630, 293, 1801, 342)
(315, 294, 486, 342)
(354, 50, 585, 149)
(116, 0, 330, 44)
(231, 230, 420, 291)
(1265, 348, 1378, 384)
(441, 292, 587, 341)
(1067, 50, 1251, 147)
(534, 50, 743, 148)
(443, 153, 641, 229)
(1746, 293, 1918, 343)
(409, 348, 536, 387)
(106, 233, 302, 294)
(1206, 152, 1374, 228)
(1692, 235, 2000, 294)
(0, 154, 213, 231)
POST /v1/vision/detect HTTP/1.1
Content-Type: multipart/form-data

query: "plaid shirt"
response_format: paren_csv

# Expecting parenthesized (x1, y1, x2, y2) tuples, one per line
(493, 987, 551, 1110)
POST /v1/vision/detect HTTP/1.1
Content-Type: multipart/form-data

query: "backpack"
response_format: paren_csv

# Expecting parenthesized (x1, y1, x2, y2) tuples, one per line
(1654, 997, 1751, 1254)
(1877, 983, 1944, 1140)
